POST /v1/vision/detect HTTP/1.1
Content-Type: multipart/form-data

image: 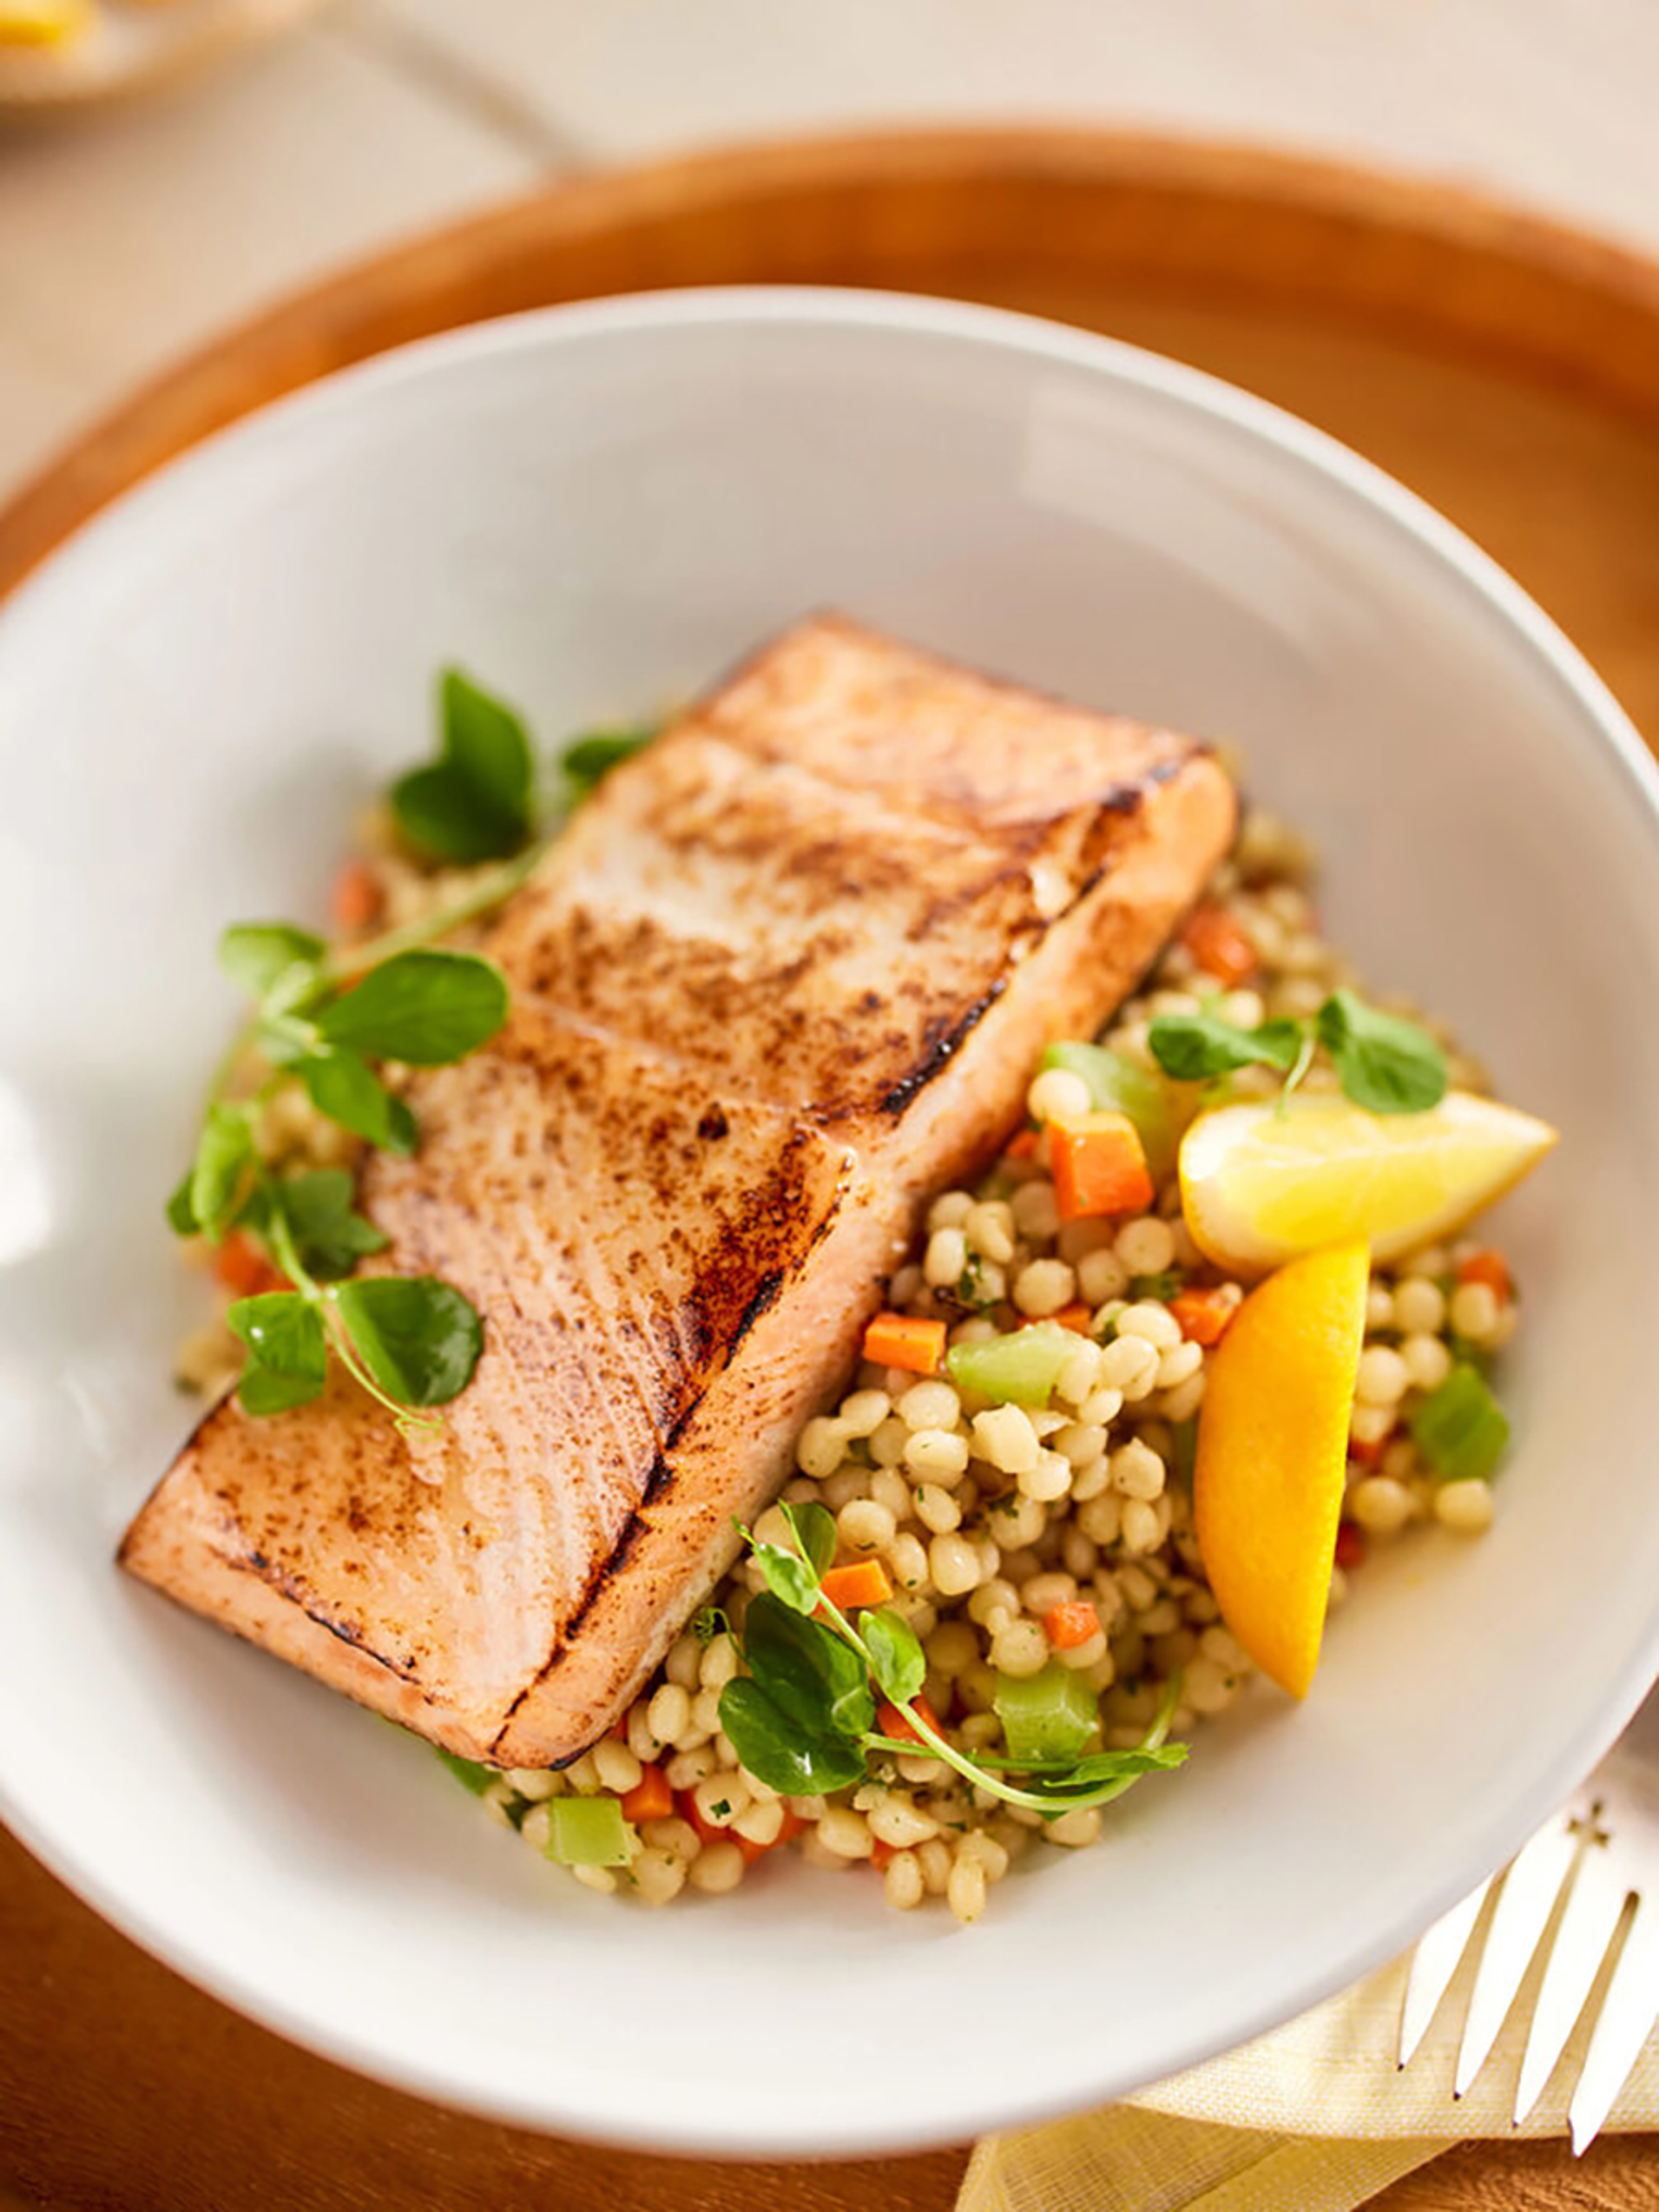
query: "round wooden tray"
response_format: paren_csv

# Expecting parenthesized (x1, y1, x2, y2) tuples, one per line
(3, 131, 1657, 2212)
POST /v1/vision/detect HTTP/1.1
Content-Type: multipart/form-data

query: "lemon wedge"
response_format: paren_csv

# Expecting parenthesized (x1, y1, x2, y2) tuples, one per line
(1179, 1090, 1557, 1275)
(1194, 1239, 1369, 1697)
(0, 0, 89, 44)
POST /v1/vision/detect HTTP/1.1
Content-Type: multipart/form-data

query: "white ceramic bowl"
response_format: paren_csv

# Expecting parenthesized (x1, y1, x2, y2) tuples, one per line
(3, 289, 1658, 2158)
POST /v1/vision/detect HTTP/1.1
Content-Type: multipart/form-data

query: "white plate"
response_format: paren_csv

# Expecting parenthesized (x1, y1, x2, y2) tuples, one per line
(1, 289, 1657, 2158)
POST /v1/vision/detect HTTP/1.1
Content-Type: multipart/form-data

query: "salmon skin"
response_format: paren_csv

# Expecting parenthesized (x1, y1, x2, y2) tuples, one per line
(121, 616, 1236, 1767)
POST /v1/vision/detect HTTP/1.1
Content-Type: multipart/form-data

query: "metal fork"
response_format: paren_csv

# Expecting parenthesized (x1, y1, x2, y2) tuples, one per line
(1399, 1691, 1659, 2152)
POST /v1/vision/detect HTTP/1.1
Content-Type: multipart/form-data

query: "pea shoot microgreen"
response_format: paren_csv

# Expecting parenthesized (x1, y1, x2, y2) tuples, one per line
(718, 1513, 1187, 1819)
(390, 669, 538, 864)
(560, 725, 658, 804)
(1147, 987, 1447, 1115)
(168, 670, 662, 1427)
(390, 667, 659, 864)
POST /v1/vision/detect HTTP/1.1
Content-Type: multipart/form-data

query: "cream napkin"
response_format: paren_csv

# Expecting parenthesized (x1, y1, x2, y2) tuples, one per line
(960, 1938, 1659, 2212)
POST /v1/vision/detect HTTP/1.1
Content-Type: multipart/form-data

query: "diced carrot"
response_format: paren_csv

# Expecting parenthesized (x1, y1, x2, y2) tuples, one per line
(1347, 1427, 1391, 1468)
(1180, 902, 1258, 987)
(1004, 1128, 1039, 1161)
(1050, 1303, 1094, 1335)
(331, 857, 384, 934)
(818, 1560, 893, 1612)
(620, 1764, 673, 1824)
(212, 1233, 289, 1299)
(1049, 1112, 1155, 1224)
(1456, 1249, 1512, 1303)
(1042, 1600, 1101, 1651)
(1334, 1522, 1367, 1572)
(870, 1837, 897, 1872)
(862, 1313, 946, 1375)
(1169, 1285, 1241, 1348)
(876, 1694, 943, 1746)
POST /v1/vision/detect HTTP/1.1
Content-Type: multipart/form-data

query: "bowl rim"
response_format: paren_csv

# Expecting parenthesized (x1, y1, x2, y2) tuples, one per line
(4, 281, 1659, 2157)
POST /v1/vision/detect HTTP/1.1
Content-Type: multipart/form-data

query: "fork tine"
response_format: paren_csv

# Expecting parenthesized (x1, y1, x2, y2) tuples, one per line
(1400, 1879, 1492, 2066)
(1454, 1815, 1580, 2097)
(1569, 1892, 1659, 2154)
(1513, 1845, 1630, 2124)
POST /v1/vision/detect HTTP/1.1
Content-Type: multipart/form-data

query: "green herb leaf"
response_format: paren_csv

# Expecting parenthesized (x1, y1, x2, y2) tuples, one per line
(993, 1662, 1099, 1766)
(861, 1607, 926, 1707)
(1316, 990, 1448, 1116)
(543, 1796, 637, 1868)
(1410, 1362, 1510, 1481)
(1129, 1269, 1185, 1303)
(691, 1605, 731, 1647)
(250, 1170, 388, 1280)
(717, 1678, 869, 1796)
(1022, 1743, 1189, 1802)
(742, 1499, 837, 1615)
(217, 922, 326, 1001)
(950, 1252, 998, 1313)
(442, 668, 535, 826)
(781, 1499, 837, 1580)
(388, 764, 523, 865)
(331, 1275, 484, 1408)
(190, 1101, 257, 1241)
(226, 1290, 328, 1415)
(314, 949, 509, 1066)
(436, 1748, 496, 1796)
(1148, 1010, 1304, 1084)
(296, 1051, 419, 1154)
(560, 724, 655, 799)
(742, 1592, 876, 1742)
(165, 1171, 200, 1236)
(747, 1539, 823, 1615)
(255, 1015, 320, 1069)
(388, 670, 536, 863)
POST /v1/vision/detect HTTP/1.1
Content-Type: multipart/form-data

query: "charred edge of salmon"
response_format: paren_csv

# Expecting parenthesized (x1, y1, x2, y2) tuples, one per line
(867, 757, 1212, 1121)
(484, 1157, 855, 1760)
(875, 979, 1009, 1117)
(238, 1547, 422, 1678)
(121, 1446, 437, 1696)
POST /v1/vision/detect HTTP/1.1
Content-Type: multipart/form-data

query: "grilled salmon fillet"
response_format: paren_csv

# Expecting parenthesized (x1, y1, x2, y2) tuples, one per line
(121, 616, 1236, 1766)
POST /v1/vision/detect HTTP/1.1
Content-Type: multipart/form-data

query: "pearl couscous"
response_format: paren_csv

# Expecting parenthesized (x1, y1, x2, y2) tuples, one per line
(175, 790, 1525, 1924)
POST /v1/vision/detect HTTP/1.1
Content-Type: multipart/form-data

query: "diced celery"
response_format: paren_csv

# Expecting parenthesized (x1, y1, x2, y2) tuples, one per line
(436, 1748, 495, 1796)
(1411, 1363, 1510, 1482)
(1168, 1417, 1198, 1488)
(1040, 1041, 1181, 1178)
(544, 1796, 638, 1868)
(993, 1663, 1100, 1767)
(946, 1321, 1076, 1407)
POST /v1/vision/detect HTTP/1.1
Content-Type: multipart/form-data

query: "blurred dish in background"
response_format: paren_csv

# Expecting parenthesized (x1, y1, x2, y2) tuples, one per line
(0, 0, 324, 114)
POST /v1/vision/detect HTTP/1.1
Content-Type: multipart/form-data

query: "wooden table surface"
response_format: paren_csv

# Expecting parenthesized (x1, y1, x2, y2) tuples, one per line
(4, 131, 1659, 2211)
(4, 1825, 1659, 2212)
(3, 0, 1659, 507)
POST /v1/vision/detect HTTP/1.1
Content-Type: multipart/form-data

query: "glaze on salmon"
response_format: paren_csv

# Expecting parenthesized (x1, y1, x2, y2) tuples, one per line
(120, 617, 1236, 1765)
